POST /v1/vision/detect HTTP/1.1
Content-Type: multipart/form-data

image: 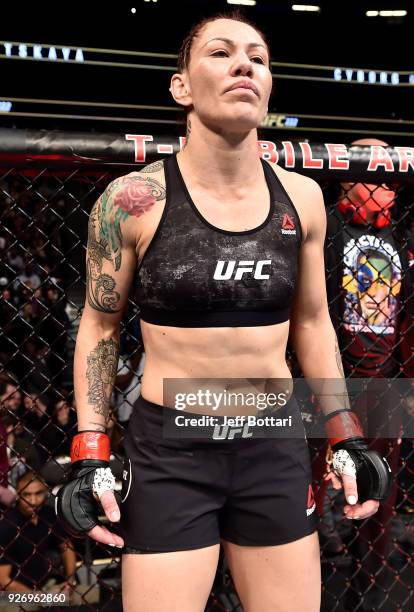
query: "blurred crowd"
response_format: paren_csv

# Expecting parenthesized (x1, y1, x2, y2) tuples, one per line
(0, 176, 72, 399)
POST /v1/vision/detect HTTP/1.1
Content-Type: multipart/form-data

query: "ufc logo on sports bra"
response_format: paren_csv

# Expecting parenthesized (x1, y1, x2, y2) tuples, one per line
(213, 260, 271, 281)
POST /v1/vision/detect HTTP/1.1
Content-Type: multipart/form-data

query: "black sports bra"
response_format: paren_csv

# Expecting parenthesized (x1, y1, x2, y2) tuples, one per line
(135, 155, 302, 327)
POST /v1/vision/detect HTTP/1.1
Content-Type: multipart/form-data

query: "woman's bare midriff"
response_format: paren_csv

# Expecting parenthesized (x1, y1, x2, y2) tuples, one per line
(131, 159, 307, 412)
(139, 320, 294, 413)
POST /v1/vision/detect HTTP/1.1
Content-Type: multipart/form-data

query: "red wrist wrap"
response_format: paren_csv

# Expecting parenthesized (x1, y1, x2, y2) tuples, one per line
(70, 431, 110, 463)
(325, 410, 364, 447)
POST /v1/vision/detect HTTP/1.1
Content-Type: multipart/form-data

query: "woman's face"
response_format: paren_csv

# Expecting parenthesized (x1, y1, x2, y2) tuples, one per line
(179, 19, 272, 133)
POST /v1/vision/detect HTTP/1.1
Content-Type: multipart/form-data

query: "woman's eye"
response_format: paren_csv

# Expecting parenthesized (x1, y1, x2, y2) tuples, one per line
(210, 51, 266, 64)
(211, 50, 229, 57)
(251, 56, 265, 64)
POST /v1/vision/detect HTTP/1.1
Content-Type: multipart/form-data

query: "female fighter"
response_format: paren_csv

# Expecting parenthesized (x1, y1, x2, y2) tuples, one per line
(56, 12, 391, 612)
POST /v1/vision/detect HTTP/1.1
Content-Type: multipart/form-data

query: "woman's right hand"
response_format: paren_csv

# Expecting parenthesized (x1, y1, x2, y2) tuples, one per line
(55, 461, 124, 548)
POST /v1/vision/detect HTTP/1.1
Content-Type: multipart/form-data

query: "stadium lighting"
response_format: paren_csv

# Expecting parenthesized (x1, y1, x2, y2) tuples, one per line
(227, 1, 257, 6)
(380, 10, 407, 17)
(292, 4, 321, 11)
(366, 10, 407, 17)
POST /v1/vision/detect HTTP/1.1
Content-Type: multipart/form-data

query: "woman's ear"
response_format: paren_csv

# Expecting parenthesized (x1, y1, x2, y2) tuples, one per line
(170, 73, 192, 110)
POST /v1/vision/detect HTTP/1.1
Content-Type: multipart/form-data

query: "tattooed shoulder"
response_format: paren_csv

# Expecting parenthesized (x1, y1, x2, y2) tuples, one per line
(86, 170, 166, 313)
(139, 160, 165, 174)
(98, 173, 165, 264)
(103, 172, 166, 219)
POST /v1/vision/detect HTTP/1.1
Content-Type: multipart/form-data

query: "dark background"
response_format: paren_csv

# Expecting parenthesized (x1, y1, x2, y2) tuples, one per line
(0, 0, 412, 141)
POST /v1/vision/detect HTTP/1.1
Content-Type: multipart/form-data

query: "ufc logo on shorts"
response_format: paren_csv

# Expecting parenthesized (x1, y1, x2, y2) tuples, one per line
(212, 423, 253, 440)
(213, 260, 271, 280)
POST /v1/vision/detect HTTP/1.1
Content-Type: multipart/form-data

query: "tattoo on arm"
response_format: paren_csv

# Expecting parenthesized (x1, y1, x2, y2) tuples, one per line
(86, 338, 119, 420)
(86, 175, 165, 313)
(87, 201, 121, 313)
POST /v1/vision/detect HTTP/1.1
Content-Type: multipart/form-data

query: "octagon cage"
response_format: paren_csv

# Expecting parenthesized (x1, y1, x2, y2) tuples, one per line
(0, 129, 414, 611)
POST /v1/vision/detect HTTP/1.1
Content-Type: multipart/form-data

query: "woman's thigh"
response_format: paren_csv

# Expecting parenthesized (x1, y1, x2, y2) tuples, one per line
(222, 532, 321, 612)
(122, 544, 220, 612)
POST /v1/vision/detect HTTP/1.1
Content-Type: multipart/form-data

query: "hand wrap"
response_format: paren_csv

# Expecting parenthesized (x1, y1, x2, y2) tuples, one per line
(325, 410, 392, 503)
(55, 431, 115, 537)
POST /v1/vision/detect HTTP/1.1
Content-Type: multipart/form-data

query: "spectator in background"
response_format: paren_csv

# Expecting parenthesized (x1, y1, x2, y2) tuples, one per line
(40, 399, 77, 459)
(4, 303, 42, 372)
(2, 386, 52, 484)
(39, 395, 78, 487)
(40, 286, 69, 386)
(17, 394, 50, 466)
(0, 378, 20, 508)
(17, 261, 42, 291)
(322, 138, 414, 610)
(0, 471, 77, 595)
(0, 226, 9, 268)
(0, 288, 17, 365)
(30, 286, 48, 320)
(31, 238, 48, 266)
(1, 287, 13, 305)
(326, 140, 414, 378)
(41, 264, 60, 287)
(0, 378, 22, 415)
(20, 302, 40, 334)
(7, 247, 25, 276)
(2, 414, 30, 492)
(12, 340, 54, 407)
(1, 391, 50, 478)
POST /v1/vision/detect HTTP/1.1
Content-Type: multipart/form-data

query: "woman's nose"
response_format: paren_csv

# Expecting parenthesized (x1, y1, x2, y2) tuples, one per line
(232, 56, 254, 78)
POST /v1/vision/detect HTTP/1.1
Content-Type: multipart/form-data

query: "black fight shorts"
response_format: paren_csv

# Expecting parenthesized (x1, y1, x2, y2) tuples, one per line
(119, 395, 317, 553)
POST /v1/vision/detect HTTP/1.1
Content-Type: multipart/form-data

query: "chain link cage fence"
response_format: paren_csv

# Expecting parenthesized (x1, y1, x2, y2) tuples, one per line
(0, 129, 414, 611)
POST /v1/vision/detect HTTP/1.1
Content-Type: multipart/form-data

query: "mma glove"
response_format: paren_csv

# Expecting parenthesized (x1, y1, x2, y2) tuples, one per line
(55, 431, 116, 537)
(325, 409, 392, 504)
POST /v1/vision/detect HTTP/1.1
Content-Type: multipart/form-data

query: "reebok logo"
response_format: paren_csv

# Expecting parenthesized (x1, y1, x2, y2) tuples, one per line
(281, 213, 296, 235)
(213, 260, 271, 280)
(306, 484, 316, 516)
